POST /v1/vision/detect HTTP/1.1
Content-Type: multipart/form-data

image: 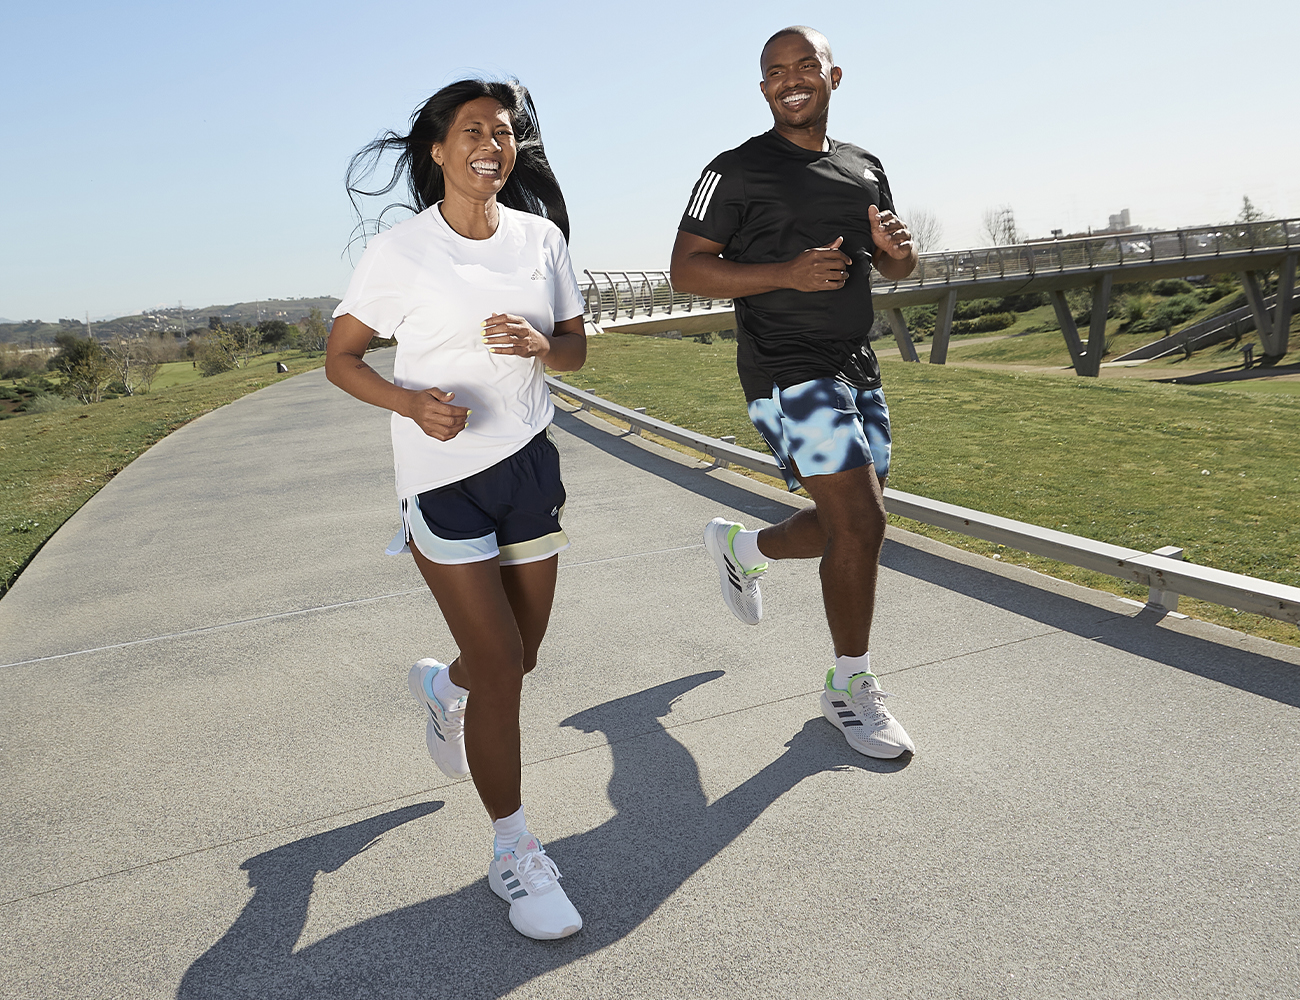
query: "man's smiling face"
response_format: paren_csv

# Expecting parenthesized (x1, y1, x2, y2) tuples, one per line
(758, 32, 840, 131)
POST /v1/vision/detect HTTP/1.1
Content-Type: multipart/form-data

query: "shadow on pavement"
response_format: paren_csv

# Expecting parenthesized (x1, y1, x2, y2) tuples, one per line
(179, 671, 898, 999)
(555, 406, 1300, 706)
(882, 540, 1300, 708)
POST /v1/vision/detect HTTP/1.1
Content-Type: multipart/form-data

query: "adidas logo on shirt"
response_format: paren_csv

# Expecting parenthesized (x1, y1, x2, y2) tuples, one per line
(530, 269, 544, 280)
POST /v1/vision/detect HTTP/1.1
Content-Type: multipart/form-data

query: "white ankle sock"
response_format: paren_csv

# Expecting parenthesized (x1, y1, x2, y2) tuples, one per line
(432, 663, 468, 705)
(731, 529, 768, 571)
(831, 652, 871, 691)
(493, 806, 528, 857)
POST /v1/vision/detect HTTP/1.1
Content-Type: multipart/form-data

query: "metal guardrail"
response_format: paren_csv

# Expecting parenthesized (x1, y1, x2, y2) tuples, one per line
(580, 219, 1300, 324)
(582, 269, 730, 324)
(547, 375, 1300, 628)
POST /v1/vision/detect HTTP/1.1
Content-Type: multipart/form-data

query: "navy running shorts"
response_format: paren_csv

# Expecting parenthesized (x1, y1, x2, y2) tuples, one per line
(398, 430, 569, 566)
(747, 378, 891, 492)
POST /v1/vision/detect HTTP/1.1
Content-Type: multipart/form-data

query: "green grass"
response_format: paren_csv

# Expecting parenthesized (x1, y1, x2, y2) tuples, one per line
(0, 351, 324, 596)
(564, 332, 1300, 646)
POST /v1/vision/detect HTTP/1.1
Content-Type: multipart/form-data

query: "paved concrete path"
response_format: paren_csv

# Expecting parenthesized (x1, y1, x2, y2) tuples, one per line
(2, 354, 1298, 999)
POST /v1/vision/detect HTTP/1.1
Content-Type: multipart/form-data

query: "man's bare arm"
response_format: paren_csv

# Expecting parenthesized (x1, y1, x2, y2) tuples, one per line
(869, 206, 918, 282)
(670, 231, 855, 297)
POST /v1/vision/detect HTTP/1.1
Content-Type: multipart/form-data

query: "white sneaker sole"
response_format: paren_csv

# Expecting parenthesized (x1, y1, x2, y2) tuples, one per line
(820, 691, 913, 759)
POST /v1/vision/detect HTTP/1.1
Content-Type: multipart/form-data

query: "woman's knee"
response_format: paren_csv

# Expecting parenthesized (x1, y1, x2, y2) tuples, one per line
(460, 634, 526, 688)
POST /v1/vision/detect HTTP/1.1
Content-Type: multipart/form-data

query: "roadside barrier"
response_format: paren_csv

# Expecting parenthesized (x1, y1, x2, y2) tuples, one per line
(548, 376, 1300, 629)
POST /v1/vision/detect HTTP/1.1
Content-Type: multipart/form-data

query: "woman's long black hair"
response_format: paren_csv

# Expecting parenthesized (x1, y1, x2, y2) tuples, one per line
(345, 79, 570, 245)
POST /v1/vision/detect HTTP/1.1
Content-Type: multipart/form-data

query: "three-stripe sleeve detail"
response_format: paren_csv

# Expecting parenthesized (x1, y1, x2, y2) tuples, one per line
(687, 170, 722, 221)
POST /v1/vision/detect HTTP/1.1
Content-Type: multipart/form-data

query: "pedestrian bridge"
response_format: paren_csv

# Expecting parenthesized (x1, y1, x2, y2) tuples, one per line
(582, 216, 1299, 376)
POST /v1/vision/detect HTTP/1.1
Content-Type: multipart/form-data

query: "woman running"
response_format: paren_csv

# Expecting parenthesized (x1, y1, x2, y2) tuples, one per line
(325, 79, 587, 940)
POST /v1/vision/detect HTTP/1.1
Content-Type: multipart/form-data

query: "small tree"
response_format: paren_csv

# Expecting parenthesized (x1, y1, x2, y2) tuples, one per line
(1237, 195, 1264, 224)
(299, 308, 329, 352)
(906, 208, 944, 254)
(52, 333, 112, 403)
(256, 319, 292, 349)
(104, 339, 161, 395)
(981, 205, 1019, 246)
(229, 321, 262, 362)
(194, 329, 240, 375)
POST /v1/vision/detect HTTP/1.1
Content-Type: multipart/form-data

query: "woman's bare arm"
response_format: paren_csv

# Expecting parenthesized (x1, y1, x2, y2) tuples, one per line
(325, 313, 469, 441)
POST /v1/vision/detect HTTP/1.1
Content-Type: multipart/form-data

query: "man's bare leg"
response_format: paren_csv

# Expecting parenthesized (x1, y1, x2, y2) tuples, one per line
(756, 464, 887, 655)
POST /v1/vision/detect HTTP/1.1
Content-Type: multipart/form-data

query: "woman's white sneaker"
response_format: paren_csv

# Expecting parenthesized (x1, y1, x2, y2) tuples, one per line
(820, 669, 915, 758)
(406, 659, 469, 778)
(489, 836, 582, 939)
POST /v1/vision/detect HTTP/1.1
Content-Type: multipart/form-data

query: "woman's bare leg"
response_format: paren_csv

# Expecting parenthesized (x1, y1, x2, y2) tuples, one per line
(408, 547, 559, 820)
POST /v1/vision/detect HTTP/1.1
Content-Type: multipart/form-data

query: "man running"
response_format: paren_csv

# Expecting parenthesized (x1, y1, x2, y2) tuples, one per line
(670, 25, 919, 758)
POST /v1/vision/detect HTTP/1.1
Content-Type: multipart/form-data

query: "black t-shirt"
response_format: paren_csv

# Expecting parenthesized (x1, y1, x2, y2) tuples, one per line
(678, 129, 896, 401)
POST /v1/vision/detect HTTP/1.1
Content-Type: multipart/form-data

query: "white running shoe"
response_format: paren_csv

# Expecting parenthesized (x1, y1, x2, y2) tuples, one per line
(703, 517, 767, 625)
(489, 836, 583, 940)
(820, 669, 915, 759)
(407, 659, 469, 779)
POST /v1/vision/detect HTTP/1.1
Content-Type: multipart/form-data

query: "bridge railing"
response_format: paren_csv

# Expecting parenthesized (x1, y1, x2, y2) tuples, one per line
(883, 217, 1300, 292)
(581, 220, 1300, 322)
(582, 269, 731, 324)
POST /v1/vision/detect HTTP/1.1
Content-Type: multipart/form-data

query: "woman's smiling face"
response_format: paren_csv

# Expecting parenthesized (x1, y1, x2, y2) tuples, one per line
(432, 97, 517, 201)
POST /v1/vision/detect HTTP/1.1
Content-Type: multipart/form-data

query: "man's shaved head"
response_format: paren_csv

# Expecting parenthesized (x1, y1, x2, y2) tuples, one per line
(760, 25, 833, 70)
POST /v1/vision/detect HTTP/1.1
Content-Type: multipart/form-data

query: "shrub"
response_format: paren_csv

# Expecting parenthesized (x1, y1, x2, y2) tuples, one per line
(1128, 293, 1203, 334)
(953, 298, 1001, 320)
(952, 312, 1016, 334)
(902, 304, 936, 336)
(997, 292, 1047, 312)
(194, 331, 239, 376)
(1066, 288, 1093, 324)
(1152, 278, 1194, 297)
(23, 392, 80, 413)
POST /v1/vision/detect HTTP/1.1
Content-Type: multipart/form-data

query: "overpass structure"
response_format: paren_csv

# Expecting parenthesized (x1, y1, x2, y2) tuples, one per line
(582, 217, 1300, 376)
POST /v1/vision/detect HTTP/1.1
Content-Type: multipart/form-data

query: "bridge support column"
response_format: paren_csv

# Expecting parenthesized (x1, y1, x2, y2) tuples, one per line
(1049, 289, 1087, 372)
(1247, 255, 1297, 357)
(930, 290, 957, 365)
(1083, 273, 1113, 378)
(1241, 270, 1275, 354)
(1274, 255, 1297, 357)
(887, 309, 919, 362)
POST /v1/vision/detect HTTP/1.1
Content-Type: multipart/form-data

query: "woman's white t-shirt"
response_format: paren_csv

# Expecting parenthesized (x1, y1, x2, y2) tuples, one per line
(334, 204, 586, 499)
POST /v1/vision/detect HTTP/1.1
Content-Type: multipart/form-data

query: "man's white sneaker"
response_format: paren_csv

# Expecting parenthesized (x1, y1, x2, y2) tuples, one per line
(703, 517, 767, 625)
(820, 669, 915, 759)
(406, 659, 469, 779)
(489, 836, 583, 940)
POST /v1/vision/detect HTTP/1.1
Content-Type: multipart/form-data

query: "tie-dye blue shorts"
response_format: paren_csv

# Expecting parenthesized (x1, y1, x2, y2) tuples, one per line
(747, 378, 891, 491)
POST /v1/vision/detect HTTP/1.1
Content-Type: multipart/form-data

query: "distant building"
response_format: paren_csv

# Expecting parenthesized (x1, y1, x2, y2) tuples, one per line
(1026, 208, 1148, 244)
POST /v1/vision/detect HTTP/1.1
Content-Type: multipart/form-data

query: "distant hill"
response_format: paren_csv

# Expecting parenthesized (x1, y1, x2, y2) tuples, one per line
(0, 296, 341, 346)
(185, 296, 341, 326)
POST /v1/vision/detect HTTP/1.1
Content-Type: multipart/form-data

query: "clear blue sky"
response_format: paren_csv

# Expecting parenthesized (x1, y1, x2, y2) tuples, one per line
(2, 0, 1296, 322)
